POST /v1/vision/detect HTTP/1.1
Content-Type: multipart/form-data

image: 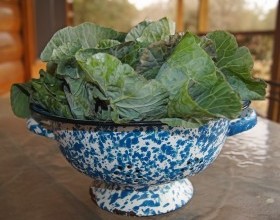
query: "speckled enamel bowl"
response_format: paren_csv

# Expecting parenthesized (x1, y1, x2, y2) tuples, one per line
(27, 104, 257, 216)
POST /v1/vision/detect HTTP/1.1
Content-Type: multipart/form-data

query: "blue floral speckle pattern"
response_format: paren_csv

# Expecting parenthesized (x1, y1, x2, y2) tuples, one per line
(27, 108, 257, 216)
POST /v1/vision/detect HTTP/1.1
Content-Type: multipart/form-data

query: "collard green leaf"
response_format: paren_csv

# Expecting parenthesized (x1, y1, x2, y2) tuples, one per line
(10, 83, 32, 118)
(199, 36, 216, 59)
(76, 41, 142, 68)
(125, 20, 151, 42)
(31, 70, 73, 118)
(109, 41, 142, 67)
(96, 39, 121, 49)
(156, 32, 242, 120)
(10, 19, 266, 126)
(125, 17, 175, 45)
(76, 52, 169, 123)
(46, 62, 57, 74)
(41, 22, 126, 62)
(64, 76, 95, 119)
(205, 31, 267, 100)
(50, 42, 82, 63)
(135, 34, 182, 79)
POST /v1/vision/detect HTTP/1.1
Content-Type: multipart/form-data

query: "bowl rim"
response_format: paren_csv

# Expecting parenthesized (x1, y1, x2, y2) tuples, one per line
(30, 101, 251, 127)
(30, 103, 165, 126)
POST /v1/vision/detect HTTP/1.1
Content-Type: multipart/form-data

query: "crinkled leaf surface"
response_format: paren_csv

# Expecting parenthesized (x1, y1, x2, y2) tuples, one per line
(31, 70, 73, 118)
(156, 32, 242, 122)
(125, 17, 175, 45)
(49, 42, 82, 63)
(78, 41, 142, 68)
(135, 34, 181, 79)
(205, 31, 266, 100)
(125, 20, 151, 42)
(64, 76, 96, 119)
(41, 22, 126, 61)
(76, 53, 169, 122)
(10, 19, 266, 127)
(96, 39, 121, 49)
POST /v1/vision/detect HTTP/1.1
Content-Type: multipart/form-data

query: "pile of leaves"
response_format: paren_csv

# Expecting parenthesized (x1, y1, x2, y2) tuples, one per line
(11, 18, 266, 127)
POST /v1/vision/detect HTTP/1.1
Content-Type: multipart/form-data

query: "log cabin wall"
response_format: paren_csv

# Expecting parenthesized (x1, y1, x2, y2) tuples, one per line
(0, 0, 24, 95)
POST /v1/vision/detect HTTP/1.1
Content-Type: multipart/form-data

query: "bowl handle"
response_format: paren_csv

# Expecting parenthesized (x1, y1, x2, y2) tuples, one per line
(27, 117, 55, 140)
(227, 108, 257, 137)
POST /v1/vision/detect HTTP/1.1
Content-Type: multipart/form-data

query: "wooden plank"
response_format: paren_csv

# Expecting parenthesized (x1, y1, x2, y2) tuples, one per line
(268, 1, 280, 122)
(176, 0, 184, 32)
(198, 30, 275, 36)
(0, 1, 21, 31)
(0, 32, 22, 62)
(198, 0, 208, 33)
(20, 0, 36, 82)
(0, 0, 24, 95)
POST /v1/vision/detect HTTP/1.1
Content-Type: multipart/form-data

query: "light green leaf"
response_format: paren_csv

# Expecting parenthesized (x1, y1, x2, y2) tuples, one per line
(76, 52, 169, 123)
(50, 42, 82, 63)
(96, 39, 121, 49)
(125, 17, 175, 45)
(41, 22, 126, 61)
(125, 20, 151, 42)
(156, 32, 242, 120)
(205, 31, 267, 100)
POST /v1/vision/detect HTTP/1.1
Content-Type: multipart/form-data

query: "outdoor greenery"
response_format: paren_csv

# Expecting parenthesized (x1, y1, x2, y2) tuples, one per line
(73, 0, 138, 32)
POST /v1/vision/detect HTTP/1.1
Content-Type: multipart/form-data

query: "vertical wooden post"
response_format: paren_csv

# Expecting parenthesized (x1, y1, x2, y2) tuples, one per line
(268, 1, 280, 122)
(176, 0, 184, 32)
(198, 0, 208, 33)
(21, 0, 36, 81)
(0, 0, 24, 95)
(65, 0, 74, 26)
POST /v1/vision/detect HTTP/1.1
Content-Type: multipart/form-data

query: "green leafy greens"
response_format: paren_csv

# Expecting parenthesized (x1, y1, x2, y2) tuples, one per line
(10, 18, 266, 127)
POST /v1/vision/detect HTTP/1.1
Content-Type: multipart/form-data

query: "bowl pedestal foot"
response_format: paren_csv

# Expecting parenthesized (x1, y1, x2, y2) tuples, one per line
(89, 178, 193, 216)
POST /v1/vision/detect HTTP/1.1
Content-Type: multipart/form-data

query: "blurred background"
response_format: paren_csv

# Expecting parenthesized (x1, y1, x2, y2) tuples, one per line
(0, 0, 279, 122)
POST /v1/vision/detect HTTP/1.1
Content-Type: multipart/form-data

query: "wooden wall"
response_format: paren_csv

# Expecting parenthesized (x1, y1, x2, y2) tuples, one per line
(0, 0, 24, 95)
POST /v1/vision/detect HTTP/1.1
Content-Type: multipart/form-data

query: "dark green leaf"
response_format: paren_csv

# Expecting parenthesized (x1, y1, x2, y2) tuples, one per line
(31, 70, 73, 118)
(10, 83, 32, 118)
(135, 34, 182, 79)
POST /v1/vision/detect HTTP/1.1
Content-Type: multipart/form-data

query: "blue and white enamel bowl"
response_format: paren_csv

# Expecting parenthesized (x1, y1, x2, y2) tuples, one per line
(27, 104, 257, 216)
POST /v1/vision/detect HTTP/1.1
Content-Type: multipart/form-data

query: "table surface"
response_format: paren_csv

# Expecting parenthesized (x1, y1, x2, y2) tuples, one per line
(1, 97, 280, 220)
